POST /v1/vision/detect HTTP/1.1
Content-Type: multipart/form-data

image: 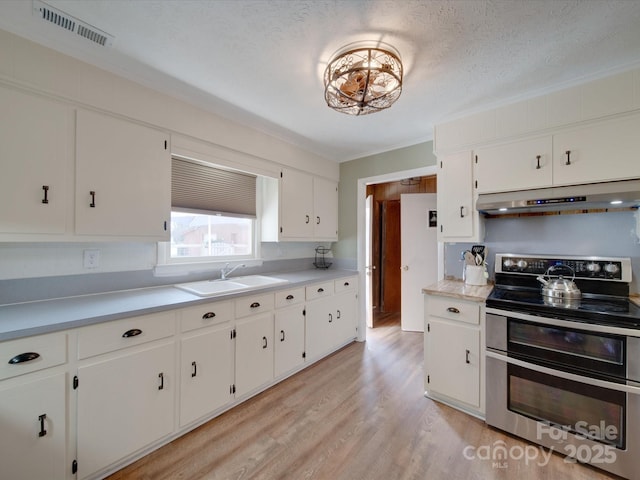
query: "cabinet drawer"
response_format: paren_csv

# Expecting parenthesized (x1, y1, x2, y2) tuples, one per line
(77, 311, 175, 359)
(306, 281, 334, 301)
(235, 293, 274, 318)
(181, 300, 233, 333)
(0, 332, 67, 380)
(274, 287, 305, 308)
(427, 295, 480, 325)
(334, 276, 357, 293)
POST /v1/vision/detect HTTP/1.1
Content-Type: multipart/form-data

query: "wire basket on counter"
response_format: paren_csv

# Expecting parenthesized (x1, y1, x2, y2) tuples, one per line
(313, 246, 332, 269)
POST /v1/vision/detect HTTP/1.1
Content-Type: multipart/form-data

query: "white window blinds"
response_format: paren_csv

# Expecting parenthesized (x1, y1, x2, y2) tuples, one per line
(172, 158, 257, 217)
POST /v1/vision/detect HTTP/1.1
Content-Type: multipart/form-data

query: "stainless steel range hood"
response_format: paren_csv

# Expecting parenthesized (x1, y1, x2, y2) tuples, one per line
(476, 179, 640, 215)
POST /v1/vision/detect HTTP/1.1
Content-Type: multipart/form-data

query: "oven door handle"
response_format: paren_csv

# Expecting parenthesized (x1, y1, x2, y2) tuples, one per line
(486, 350, 640, 395)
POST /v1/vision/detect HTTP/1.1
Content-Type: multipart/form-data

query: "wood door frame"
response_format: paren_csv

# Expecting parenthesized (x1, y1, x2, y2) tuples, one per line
(356, 166, 442, 342)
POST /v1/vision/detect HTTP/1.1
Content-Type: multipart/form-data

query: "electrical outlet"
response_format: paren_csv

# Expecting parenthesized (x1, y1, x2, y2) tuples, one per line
(83, 249, 100, 269)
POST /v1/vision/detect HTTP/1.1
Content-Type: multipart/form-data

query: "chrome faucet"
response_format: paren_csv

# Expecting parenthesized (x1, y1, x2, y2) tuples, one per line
(220, 263, 245, 280)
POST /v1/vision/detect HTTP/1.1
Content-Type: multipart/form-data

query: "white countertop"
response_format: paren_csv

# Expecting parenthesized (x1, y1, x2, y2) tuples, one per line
(0, 269, 358, 341)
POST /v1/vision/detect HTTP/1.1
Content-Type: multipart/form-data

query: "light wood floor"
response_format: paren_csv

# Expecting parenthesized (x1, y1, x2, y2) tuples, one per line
(108, 314, 619, 480)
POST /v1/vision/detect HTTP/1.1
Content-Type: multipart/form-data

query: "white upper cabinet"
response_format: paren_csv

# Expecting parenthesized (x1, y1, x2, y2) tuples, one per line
(474, 136, 553, 194)
(437, 150, 483, 242)
(552, 114, 640, 186)
(0, 86, 71, 236)
(75, 109, 171, 239)
(262, 168, 338, 242)
(279, 168, 314, 238)
(312, 176, 339, 239)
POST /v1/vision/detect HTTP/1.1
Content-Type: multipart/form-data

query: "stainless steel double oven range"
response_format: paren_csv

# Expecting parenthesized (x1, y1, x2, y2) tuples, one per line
(485, 253, 640, 478)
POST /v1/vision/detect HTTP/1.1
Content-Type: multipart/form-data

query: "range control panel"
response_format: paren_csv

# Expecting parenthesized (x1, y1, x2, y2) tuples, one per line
(495, 254, 632, 282)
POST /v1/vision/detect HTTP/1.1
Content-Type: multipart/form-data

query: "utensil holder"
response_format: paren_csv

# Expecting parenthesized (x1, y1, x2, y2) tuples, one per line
(465, 265, 487, 286)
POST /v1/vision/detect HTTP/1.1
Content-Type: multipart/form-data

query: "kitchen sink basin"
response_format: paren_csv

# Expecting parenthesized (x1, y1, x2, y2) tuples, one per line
(228, 275, 289, 288)
(175, 275, 288, 297)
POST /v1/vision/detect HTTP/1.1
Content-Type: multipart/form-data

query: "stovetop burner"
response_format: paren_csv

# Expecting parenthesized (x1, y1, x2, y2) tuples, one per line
(487, 286, 640, 328)
(487, 254, 640, 328)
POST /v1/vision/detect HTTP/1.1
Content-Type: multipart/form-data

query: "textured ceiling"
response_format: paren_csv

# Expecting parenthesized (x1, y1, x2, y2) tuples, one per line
(1, 0, 640, 162)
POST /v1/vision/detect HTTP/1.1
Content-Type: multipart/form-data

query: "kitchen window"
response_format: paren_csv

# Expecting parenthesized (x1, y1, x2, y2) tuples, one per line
(157, 157, 260, 270)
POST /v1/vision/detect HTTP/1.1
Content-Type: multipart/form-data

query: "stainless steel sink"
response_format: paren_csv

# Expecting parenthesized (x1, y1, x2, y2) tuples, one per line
(175, 275, 288, 297)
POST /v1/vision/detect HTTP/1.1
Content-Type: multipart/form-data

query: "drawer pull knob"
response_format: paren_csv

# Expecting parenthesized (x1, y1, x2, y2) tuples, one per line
(8, 352, 40, 364)
(465, 349, 471, 364)
(158, 372, 164, 390)
(250, 302, 261, 308)
(38, 414, 47, 437)
(317, 287, 324, 293)
(122, 328, 142, 338)
(344, 282, 350, 286)
(89, 190, 96, 208)
(328, 313, 333, 323)
(286, 294, 294, 300)
(191, 361, 197, 378)
(280, 330, 285, 342)
(202, 312, 216, 319)
(262, 336, 268, 349)
(446, 307, 460, 314)
(42, 185, 49, 204)
(536, 155, 541, 170)
(565, 150, 572, 166)
(337, 309, 341, 319)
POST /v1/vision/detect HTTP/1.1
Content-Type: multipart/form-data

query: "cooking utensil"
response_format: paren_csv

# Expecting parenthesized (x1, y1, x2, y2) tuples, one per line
(536, 265, 581, 301)
(463, 251, 476, 266)
(471, 245, 485, 265)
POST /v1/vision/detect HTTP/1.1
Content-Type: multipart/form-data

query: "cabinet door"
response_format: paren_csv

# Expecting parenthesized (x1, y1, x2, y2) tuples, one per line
(279, 168, 313, 238)
(75, 109, 170, 238)
(0, 87, 70, 234)
(475, 136, 552, 193)
(313, 177, 338, 240)
(425, 318, 480, 408)
(436, 150, 476, 240)
(274, 305, 306, 377)
(77, 342, 175, 479)
(334, 291, 357, 346)
(305, 296, 335, 361)
(553, 114, 640, 186)
(0, 373, 66, 480)
(235, 313, 274, 397)
(180, 325, 233, 427)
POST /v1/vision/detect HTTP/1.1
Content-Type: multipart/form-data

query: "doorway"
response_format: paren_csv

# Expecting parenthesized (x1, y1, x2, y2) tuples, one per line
(366, 176, 437, 327)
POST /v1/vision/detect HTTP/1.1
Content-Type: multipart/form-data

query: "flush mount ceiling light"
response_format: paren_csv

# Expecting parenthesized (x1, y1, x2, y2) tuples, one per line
(324, 43, 403, 116)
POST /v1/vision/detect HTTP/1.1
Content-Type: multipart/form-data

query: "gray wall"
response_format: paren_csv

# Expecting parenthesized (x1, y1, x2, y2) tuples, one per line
(334, 141, 437, 261)
(444, 210, 640, 294)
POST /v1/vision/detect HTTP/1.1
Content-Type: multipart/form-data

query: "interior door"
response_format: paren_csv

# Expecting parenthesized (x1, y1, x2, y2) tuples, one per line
(400, 193, 438, 331)
(381, 200, 401, 313)
(365, 194, 374, 328)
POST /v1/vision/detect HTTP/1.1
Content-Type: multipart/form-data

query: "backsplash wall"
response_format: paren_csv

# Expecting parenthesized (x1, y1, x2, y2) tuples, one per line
(444, 210, 640, 294)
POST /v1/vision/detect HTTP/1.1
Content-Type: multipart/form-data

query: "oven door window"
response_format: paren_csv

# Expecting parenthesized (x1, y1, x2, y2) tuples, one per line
(508, 319, 625, 378)
(508, 364, 625, 448)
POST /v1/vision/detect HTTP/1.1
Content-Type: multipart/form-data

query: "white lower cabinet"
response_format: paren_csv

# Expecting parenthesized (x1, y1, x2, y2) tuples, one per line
(0, 373, 67, 480)
(274, 304, 306, 377)
(234, 312, 275, 398)
(76, 342, 175, 479)
(424, 294, 484, 416)
(305, 278, 358, 361)
(179, 324, 233, 427)
(0, 331, 68, 480)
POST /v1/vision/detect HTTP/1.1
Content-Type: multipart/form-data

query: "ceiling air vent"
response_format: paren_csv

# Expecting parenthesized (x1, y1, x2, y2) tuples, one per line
(32, 0, 114, 47)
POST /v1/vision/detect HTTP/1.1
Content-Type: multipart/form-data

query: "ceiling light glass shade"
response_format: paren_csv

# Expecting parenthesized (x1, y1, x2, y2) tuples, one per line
(324, 45, 403, 115)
